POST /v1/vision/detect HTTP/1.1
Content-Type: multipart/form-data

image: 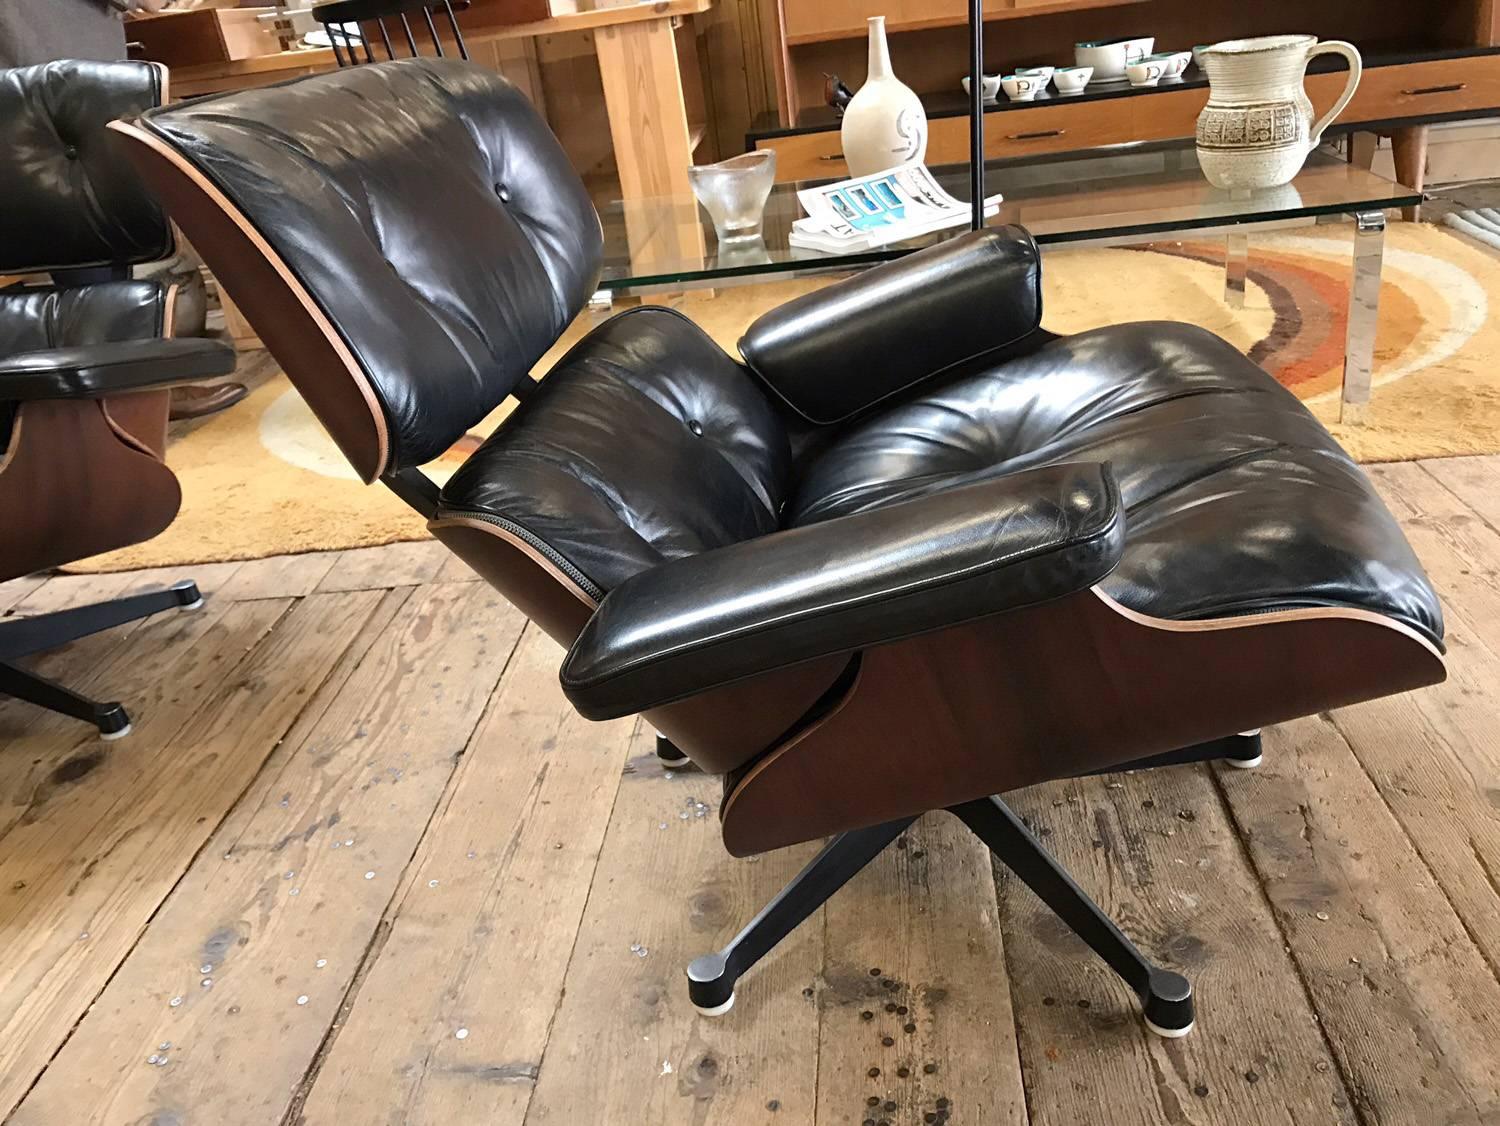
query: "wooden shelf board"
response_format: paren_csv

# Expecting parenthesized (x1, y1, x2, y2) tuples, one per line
(784, 0, 1132, 47)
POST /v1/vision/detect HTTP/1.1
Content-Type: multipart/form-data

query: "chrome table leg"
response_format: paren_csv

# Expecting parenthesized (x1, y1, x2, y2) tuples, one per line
(1224, 229, 1248, 308)
(1341, 210, 1386, 425)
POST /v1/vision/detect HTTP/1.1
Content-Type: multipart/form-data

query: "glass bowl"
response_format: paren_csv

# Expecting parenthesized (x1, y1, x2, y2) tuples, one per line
(688, 150, 777, 244)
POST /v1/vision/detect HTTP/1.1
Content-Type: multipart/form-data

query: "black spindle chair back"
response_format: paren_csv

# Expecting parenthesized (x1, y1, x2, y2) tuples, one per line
(311, 0, 471, 67)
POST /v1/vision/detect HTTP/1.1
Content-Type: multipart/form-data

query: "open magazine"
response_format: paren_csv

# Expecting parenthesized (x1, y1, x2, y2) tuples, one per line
(791, 165, 1003, 253)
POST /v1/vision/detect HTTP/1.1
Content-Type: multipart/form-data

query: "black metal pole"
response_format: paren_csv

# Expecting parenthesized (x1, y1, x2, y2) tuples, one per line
(968, 0, 984, 231)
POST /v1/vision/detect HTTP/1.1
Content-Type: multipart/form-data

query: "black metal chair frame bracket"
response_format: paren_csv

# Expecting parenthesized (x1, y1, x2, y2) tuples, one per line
(0, 580, 201, 738)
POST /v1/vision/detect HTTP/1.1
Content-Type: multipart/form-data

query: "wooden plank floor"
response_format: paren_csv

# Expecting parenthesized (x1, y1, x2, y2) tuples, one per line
(2, 458, 1500, 1125)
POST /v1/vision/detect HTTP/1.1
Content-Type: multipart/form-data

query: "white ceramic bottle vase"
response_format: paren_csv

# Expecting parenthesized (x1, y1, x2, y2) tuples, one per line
(840, 16, 928, 177)
(1196, 35, 1362, 191)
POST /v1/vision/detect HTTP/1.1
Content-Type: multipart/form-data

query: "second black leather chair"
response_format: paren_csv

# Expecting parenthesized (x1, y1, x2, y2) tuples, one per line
(0, 60, 236, 738)
(113, 59, 1445, 1036)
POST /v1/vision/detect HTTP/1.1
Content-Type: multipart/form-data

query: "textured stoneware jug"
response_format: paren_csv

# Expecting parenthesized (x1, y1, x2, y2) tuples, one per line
(841, 16, 928, 177)
(1196, 35, 1361, 190)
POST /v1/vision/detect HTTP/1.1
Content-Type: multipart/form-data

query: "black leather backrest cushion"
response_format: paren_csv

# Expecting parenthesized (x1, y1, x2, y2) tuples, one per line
(0, 60, 172, 274)
(140, 59, 603, 470)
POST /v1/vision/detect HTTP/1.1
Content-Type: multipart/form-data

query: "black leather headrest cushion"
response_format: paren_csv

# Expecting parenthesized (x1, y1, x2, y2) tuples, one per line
(739, 228, 1043, 426)
(0, 60, 172, 274)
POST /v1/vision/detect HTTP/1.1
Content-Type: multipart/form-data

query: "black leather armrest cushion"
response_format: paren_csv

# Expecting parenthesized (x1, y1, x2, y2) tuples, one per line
(0, 337, 236, 400)
(561, 461, 1121, 720)
(737, 227, 1042, 425)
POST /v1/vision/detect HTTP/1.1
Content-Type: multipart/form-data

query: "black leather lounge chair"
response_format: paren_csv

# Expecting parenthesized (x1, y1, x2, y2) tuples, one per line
(112, 59, 1446, 1037)
(0, 60, 235, 738)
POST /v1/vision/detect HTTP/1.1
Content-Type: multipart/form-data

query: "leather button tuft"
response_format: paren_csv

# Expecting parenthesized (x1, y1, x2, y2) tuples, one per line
(687, 419, 704, 436)
(64, 145, 79, 160)
(494, 182, 511, 202)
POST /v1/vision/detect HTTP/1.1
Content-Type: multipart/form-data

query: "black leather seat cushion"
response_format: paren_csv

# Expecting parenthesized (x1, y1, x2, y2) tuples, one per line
(793, 321, 1444, 645)
(1, 279, 168, 451)
(438, 307, 791, 597)
(439, 302, 1440, 646)
(0, 280, 167, 357)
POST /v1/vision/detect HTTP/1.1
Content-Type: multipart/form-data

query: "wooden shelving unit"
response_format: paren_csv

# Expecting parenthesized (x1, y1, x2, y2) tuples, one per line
(752, 0, 1500, 204)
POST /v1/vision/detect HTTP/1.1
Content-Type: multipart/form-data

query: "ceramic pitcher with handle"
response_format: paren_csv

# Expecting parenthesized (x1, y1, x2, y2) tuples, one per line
(1196, 35, 1362, 190)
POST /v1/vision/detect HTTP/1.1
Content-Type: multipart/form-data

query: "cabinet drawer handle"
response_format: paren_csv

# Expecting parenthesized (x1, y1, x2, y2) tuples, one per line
(817, 153, 847, 161)
(1006, 128, 1066, 140)
(1401, 82, 1466, 96)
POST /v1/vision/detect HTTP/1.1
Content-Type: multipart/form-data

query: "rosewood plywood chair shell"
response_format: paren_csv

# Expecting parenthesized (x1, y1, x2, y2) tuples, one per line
(718, 587, 1446, 856)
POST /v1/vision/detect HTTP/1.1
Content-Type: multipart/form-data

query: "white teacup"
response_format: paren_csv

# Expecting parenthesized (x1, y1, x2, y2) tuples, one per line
(961, 73, 1004, 101)
(1001, 74, 1040, 101)
(1126, 59, 1165, 87)
(1016, 65, 1055, 88)
(1143, 51, 1190, 79)
(1053, 65, 1093, 94)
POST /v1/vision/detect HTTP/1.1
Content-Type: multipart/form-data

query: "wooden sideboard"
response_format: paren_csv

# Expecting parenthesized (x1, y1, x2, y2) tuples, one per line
(749, 0, 1500, 208)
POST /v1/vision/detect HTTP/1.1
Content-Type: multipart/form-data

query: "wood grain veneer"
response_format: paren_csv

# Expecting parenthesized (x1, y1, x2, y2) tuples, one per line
(719, 586, 1445, 855)
(0, 398, 181, 581)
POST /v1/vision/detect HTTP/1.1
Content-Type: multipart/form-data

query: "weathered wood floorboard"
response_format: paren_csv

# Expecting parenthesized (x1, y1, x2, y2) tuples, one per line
(10, 583, 520, 1125)
(0, 592, 378, 1118)
(1002, 769, 1356, 1126)
(524, 727, 824, 1125)
(1, 454, 1498, 1125)
(1216, 716, 1500, 1125)
(292, 625, 635, 1125)
(815, 815, 1028, 1126)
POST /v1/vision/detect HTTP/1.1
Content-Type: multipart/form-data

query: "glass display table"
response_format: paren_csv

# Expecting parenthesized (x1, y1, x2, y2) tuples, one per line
(594, 142, 1421, 423)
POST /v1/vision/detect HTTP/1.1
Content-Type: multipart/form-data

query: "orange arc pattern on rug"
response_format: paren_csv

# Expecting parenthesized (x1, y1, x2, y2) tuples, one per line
(1156, 241, 1426, 401)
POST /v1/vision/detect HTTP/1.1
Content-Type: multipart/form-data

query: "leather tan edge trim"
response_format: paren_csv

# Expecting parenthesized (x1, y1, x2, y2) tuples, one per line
(1089, 585, 1446, 662)
(428, 515, 600, 612)
(160, 280, 177, 340)
(149, 60, 170, 106)
(146, 63, 179, 261)
(0, 407, 22, 475)
(106, 118, 393, 482)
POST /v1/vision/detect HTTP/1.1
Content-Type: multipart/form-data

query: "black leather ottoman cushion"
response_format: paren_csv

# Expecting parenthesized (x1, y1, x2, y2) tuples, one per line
(793, 321, 1444, 646)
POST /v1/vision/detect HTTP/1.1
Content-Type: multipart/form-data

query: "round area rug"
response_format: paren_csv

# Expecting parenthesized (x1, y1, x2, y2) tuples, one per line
(75, 221, 1499, 571)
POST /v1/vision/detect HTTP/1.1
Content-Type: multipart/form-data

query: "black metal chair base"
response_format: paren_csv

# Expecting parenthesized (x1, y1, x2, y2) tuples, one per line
(685, 733, 1264, 1034)
(0, 580, 200, 738)
(655, 733, 693, 768)
(1081, 730, 1262, 777)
